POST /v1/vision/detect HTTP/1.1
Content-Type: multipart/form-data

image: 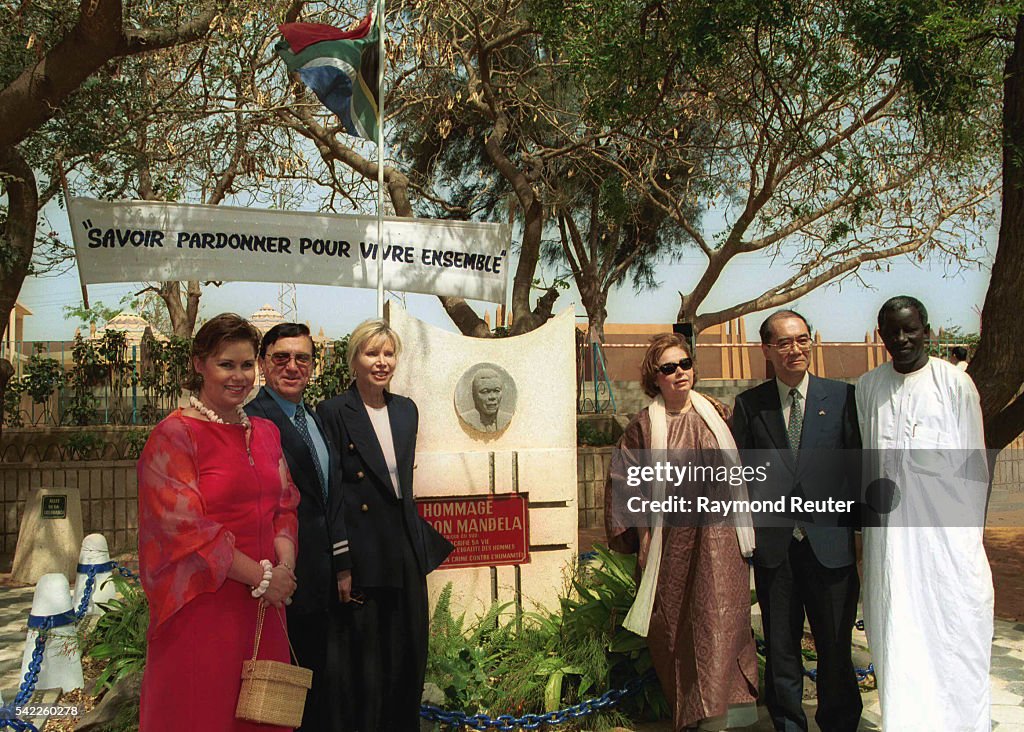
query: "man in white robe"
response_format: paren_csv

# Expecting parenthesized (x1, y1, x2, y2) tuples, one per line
(857, 295, 993, 732)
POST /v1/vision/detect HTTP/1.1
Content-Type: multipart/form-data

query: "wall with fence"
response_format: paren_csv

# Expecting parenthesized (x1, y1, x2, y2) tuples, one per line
(0, 437, 1017, 558)
(993, 435, 1024, 495)
(0, 460, 138, 556)
(576, 318, 973, 386)
(1, 335, 348, 428)
(581, 336, 904, 384)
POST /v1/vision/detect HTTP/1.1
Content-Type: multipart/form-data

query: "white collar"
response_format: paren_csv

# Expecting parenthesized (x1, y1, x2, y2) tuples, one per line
(775, 371, 809, 404)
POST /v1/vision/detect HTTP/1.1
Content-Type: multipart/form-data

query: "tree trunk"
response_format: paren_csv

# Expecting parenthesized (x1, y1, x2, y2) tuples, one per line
(972, 14, 1024, 450)
(0, 148, 33, 444)
(582, 288, 607, 344)
(157, 281, 202, 337)
(438, 296, 493, 337)
(0, 147, 38, 346)
(508, 199, 549, 335)
(586, 311, 607, 345)
(0, 358, 14, 442)
(183, 280, 202, 336)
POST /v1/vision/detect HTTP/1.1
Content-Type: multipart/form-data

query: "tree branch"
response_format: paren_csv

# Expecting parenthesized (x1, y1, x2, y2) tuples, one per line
(0, 0, 227, 149)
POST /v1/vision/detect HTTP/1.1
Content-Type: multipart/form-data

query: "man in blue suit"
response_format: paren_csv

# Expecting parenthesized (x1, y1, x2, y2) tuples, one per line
(245, 322, 350, 732)
(731, 310, 862, 732)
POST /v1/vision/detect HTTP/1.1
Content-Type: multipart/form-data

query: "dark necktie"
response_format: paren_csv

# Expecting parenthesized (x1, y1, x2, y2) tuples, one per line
(787, 388, 806, 540)
(787, 388, 803, 453)
(293, 405, 327, 502)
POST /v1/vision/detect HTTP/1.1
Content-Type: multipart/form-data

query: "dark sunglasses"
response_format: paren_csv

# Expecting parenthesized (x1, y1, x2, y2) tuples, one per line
(657, 358, 693, 375)
(269, 351, 313, 367)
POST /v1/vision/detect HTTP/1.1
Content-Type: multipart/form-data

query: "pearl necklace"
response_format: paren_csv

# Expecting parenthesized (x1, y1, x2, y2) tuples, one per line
(189, 395, 251, 431)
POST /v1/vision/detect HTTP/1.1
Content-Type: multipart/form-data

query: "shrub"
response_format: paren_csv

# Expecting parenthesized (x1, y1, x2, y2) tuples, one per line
(64, 432, 105, 460)
(305, 337, 351, 406)
(84, 573, 149, 693)
(424, 546, 666, 729)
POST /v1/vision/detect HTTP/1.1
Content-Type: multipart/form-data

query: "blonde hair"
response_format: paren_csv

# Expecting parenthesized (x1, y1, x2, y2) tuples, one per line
(346, 319, 403, 374)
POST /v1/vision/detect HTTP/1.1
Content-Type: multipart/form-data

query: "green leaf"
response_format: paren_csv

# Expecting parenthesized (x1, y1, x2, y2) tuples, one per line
(544, 670, 564, 712)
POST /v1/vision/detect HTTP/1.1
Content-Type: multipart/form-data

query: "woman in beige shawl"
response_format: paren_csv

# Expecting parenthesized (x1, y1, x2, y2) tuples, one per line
(605, 333, 758, 731)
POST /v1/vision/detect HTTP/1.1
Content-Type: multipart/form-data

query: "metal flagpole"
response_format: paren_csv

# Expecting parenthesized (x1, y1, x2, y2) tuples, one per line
(375, 0, 385, 318)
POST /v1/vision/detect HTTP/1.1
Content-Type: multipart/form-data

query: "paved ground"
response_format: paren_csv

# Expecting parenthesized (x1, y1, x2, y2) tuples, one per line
(0, 584, 32, 695)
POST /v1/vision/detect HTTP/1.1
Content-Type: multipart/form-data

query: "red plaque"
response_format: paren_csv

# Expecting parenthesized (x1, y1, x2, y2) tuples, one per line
(417, 493, 530, 569)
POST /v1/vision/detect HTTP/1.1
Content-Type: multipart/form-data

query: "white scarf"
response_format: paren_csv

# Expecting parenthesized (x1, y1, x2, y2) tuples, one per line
(622, 392, 756, 637)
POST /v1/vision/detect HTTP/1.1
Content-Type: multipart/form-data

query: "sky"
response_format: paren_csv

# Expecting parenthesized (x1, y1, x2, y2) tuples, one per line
(15, 200, 993, 344)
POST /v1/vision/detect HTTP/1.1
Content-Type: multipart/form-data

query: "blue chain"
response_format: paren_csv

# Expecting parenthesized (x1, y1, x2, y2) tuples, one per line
(419, 672, 650, 729)
(113, 562, 139, 581)
(754, 635, 875, 682)
(0, 560, 139, 731)
(14, 626, 47, 706)
(1, 615, 52, 729)
(0, 709, 38, 731)
(73, 566, 98, 619)
(0, 563, 112, 729)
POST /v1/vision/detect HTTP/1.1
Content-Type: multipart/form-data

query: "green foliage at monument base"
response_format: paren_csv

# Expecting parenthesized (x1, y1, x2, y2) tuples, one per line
(426, 545, 668, 729)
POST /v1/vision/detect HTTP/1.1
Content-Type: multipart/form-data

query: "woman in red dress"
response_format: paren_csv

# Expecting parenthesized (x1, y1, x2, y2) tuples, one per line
(137, 313, 300, 731)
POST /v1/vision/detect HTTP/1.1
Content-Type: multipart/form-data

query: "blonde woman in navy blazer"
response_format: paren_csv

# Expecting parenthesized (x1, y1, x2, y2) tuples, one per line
(318, 319, 453, 732)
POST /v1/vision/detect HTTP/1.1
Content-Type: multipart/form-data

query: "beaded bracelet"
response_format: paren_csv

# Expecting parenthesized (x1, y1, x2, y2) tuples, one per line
(251, 559, 273, 598)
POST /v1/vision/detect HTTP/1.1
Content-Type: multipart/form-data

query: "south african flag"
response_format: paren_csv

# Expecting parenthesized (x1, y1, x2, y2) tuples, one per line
(276, 15, 380, 141)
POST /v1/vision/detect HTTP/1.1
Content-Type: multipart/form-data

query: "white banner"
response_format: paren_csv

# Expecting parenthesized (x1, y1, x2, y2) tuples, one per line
(68, 198, 510, 304)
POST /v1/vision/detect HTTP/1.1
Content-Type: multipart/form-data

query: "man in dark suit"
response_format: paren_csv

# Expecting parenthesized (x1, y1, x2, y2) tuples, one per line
(245, 323, 350, 732)
(732, 310, 862, 732)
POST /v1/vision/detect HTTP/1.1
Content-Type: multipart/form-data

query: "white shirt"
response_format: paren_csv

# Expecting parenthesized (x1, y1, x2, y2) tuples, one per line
(775, 372, 809, 427)
(366, 404, 401, 499)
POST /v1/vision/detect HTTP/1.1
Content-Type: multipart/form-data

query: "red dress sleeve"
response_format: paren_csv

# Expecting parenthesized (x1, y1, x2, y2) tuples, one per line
(137, 413, 235, 630)
(270, 445, 300, 547)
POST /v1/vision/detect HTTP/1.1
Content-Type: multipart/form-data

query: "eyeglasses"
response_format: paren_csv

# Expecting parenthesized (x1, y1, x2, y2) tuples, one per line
(268, 351, 313, 367)
(657, 358, 693, 375)
(769, 335, 812, 353)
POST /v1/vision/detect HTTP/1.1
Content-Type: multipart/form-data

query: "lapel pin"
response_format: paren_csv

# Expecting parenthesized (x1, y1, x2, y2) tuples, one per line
(818, 409, 826, 416)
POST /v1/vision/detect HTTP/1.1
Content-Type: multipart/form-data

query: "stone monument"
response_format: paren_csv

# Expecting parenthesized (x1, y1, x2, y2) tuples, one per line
(11, 487, 84, 584)
(387, 303, 577, 617)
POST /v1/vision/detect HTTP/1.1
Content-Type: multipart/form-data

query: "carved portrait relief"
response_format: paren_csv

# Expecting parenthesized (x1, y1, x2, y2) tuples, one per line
(455, 363, 517, 435)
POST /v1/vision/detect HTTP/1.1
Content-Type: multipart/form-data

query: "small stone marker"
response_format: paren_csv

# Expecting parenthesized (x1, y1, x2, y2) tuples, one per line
(11, 487, 84, 585)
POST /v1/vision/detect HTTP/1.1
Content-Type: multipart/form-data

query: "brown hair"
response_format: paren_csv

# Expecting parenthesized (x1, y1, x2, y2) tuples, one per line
(640, 333, 693, 399)
(183, 313, 261, 392)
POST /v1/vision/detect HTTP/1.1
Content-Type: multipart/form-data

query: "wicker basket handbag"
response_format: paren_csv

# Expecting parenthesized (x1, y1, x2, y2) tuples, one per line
(235, 600, 313, 728)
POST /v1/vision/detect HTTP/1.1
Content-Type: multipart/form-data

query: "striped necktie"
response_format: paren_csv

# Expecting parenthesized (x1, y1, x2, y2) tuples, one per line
(293, 405, 327, 502)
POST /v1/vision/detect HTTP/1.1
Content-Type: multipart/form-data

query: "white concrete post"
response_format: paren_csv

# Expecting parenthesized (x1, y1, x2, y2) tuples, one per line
(73, 533, 116, 616)
(20, 573, 84, 692)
